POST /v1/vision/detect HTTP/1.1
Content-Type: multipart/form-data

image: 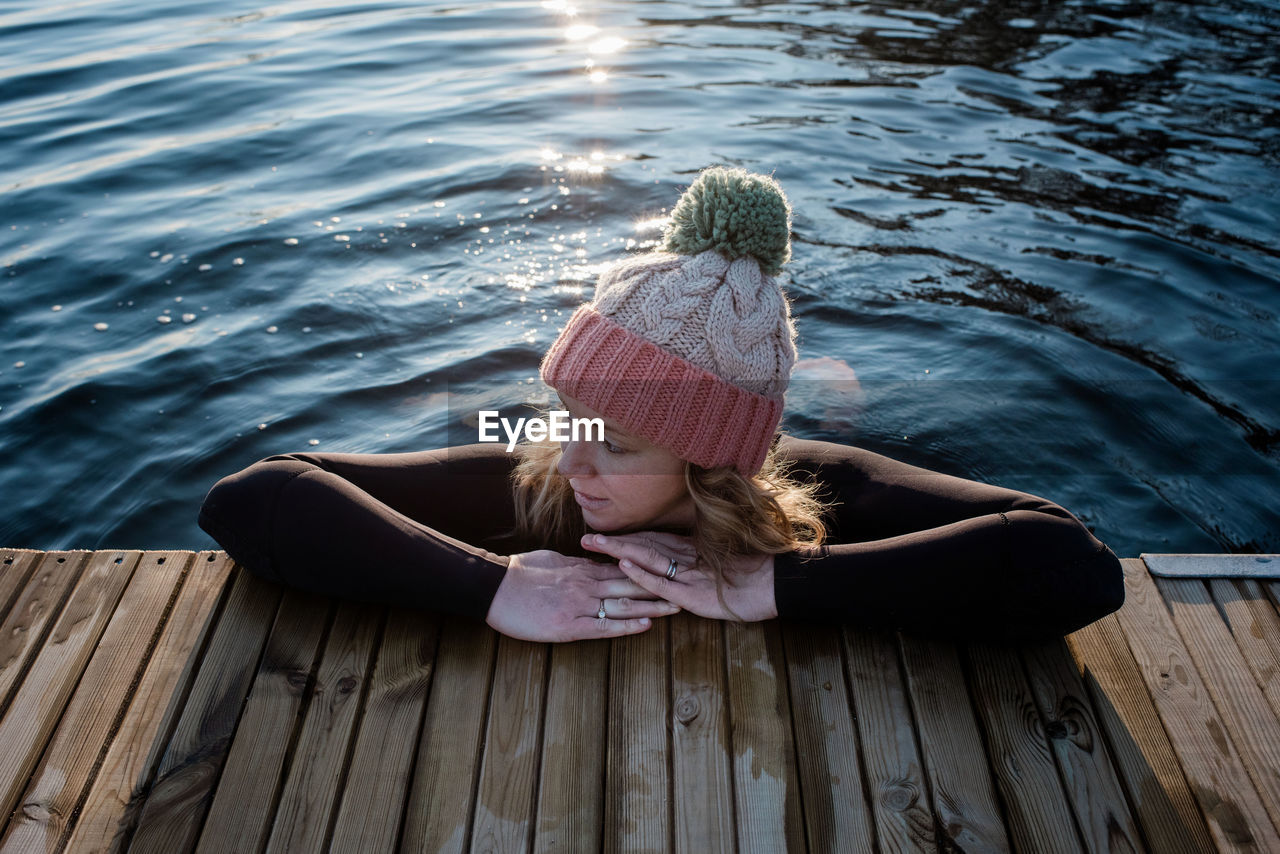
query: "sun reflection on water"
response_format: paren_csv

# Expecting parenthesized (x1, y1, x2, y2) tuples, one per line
(541, 0, 577, 15)
(633, 216, 668, 233)
(588, 36, 626, 55)
(564, 24, 597, 41)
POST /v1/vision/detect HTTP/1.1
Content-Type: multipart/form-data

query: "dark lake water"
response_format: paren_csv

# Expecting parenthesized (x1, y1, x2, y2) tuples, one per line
(2, 0, 1277, 555)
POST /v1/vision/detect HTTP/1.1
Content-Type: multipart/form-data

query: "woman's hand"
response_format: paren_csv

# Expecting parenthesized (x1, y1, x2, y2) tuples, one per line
(486, 549, 681, 642)
(580, 532, 779, 622)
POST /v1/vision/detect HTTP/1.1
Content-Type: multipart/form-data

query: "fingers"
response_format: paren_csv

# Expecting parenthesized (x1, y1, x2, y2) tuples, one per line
(584, 534, 690, 581)
(596, 595, 680, 619)
(617, 557, 678, 599)
(582, 532, 696, 564)
(634, 532, 698, 558)
(559, 590, 680, 641)
(594, 577, 664, 600)
(570, 615, 655, 638)
(585, 563, 637, 582)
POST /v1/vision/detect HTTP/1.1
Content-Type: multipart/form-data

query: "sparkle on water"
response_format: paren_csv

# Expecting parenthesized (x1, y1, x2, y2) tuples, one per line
(0, 0, 1276, 555)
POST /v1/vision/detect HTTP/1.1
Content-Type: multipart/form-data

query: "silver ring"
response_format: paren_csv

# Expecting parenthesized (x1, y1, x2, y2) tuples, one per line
(665, 557, 678, 580)
(597, 599, 607, 620)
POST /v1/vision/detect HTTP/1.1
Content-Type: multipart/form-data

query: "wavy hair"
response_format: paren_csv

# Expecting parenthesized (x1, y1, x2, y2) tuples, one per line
(506, 409, 836, 620)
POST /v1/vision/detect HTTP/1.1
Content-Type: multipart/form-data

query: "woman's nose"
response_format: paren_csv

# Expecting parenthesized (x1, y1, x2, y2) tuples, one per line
(556, 439, 594, 478)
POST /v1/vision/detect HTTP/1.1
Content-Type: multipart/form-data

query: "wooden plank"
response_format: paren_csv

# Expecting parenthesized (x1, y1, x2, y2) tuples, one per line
(604, 619, 670, 853)
(724, 620, 804, 854)
(1210, 578, 1280, 723)
(898, 634, 1012, 853)
(469, 634, 547, 853)
(328, 607, 439, 854)
(534, 638, 609, 854)
(1113, 558, 1280, 851)
(669, 613, 734, 853)
(1154, 572, 1280, 836)
(0, 550, 43, 627)
(781, 623, 875, 853)
(1021, 638, 1146, 852)
(1, 551, 185, 853)
(400, 615, 496, 854)
(1266, 581, 1280, 619)
(1065, 613, 1217, 853)
(125, 566, 283, 854)
(0, 550, 137, 825)
(843, 627, 935, 853)
(264, 600, 383, 854)
(62, 552, 235, 854)
(0, 552, 89, 722)
(964, 641, 1082, 853)
(194, 589, 332, 854)
(1066, 613, 1216, 853)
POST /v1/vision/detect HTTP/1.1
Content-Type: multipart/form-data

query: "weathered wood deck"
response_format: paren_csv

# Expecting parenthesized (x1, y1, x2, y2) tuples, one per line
(0, 549, 1278, 853)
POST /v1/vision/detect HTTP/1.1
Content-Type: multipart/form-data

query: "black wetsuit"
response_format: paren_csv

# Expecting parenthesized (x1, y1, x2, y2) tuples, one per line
(197, 436, 1124, 641)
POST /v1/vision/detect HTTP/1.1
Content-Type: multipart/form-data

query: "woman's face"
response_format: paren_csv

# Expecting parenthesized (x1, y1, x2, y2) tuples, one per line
(554, 392, 696, 534)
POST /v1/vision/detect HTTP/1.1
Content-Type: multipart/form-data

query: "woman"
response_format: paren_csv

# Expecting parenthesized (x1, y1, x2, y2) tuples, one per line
(198, 167, 1124, 643)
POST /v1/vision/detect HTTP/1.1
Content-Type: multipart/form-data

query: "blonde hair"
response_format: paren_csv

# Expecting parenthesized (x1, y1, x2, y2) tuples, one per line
(506, 412, 836, 620)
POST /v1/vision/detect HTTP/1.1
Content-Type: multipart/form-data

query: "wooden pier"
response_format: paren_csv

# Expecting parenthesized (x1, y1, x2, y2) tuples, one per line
(0, 548, 1277, 852)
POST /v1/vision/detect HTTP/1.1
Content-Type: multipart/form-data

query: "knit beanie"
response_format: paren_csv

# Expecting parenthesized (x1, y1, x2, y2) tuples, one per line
(539, 166, 798, 476)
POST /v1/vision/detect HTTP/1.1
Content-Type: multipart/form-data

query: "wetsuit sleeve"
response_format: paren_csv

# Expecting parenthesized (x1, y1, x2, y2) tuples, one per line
(771, 436, 1125, 642)
(196, 443, 519, 620)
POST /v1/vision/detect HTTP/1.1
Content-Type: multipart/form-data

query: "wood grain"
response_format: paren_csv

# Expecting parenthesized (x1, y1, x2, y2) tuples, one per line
(534, 638, 609, 854)
(782, 622, 875, 853)
(899, 633, 1012, 853)
(1066, 612, 1217, 853)
(1114, 558, 1280, 852)
(328, 607, 439, 854)
(1210, 578, 1280, 725)
(64, 552, 234, 854)
(400, 615, 496, 854)
(965, 640, 1083, 853)
(0, 551, 89, 724)
(1022, 637, 1145, 853)
(725, 620, 804, 854)
(1, 551, 183, 854)
(843, 627, 936, 854)
(0, 550, 136, 826)
(604, 619, 670, 854)
(670, 613, 734, 853)
(124, 566, 282, 854)
(194, 588, 331, 854)
(0, 549, 1276, 852)
(0, 550, 43, 630)
(469, 634, 548, 853)
(265, 600, 383, 854)
(1155, 573, 1280, 838)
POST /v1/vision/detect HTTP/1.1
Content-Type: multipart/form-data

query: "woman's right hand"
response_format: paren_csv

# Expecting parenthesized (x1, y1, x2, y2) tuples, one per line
(485, 549, 681, 642)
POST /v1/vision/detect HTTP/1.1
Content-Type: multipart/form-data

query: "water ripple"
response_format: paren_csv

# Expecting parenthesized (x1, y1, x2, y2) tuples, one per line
(1, 0, 1277, 553)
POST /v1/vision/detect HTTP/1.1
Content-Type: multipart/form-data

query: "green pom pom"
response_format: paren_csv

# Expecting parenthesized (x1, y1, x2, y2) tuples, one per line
(661, 166, 792, 275)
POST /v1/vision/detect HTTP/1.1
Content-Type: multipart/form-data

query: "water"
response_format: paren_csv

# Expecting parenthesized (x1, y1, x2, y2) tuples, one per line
(2, 0, 1277, 555)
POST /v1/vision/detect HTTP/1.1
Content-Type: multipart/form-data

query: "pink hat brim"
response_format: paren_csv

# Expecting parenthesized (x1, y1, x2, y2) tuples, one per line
(539, 305, 782, 476)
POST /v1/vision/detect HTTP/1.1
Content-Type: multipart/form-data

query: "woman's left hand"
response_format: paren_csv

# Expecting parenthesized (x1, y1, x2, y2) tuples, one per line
(580, 531, 778, 622)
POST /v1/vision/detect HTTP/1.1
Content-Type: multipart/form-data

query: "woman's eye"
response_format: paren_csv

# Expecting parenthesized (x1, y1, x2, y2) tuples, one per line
(604, 438, 624, 454)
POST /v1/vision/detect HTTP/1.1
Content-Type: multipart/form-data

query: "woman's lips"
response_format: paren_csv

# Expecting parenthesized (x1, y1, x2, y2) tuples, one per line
(573, 489, 609, 509)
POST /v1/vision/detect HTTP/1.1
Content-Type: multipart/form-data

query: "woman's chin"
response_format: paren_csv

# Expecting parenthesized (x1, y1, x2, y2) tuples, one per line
(579, 507, 633, 533)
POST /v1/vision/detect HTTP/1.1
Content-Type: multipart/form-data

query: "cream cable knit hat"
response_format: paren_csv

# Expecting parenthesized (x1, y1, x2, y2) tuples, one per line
(540, 166, 799, 475)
